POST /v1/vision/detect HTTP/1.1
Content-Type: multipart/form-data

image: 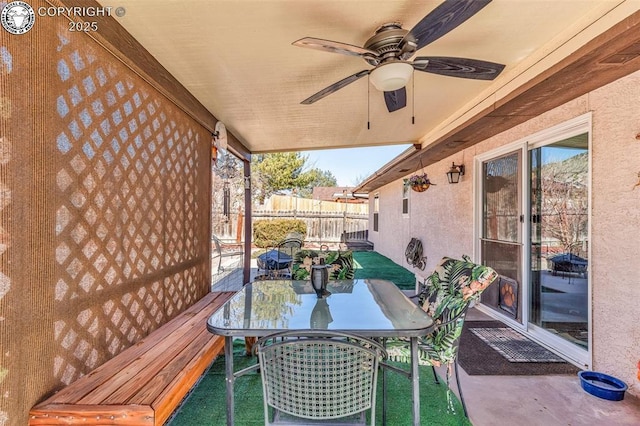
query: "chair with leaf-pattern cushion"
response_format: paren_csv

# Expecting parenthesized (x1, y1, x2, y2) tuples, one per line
(385, 255, 498, 417)
(291, 249, 355, 280)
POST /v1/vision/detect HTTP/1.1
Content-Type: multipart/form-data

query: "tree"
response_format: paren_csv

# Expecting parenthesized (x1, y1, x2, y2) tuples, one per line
(297, 168, 337, 198)
(351, 172, 371, 187)
(538, 152, 588, 256)
(251, 153, 336, 203)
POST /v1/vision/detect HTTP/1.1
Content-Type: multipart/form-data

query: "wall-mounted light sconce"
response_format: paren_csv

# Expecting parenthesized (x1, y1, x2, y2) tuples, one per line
(446, 162, 465, 184)
(244, 176, 251, 190)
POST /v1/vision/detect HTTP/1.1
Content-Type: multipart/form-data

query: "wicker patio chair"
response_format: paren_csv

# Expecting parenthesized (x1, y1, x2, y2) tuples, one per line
(255, 330, 387, 425)
(384, 255, 498, 417)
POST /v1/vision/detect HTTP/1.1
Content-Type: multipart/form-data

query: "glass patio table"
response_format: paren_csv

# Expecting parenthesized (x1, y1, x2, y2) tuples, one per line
(207, 279, 434, 426)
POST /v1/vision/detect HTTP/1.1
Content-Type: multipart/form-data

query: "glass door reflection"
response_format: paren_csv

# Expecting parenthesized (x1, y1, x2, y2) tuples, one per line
(529, 135, 589, 350)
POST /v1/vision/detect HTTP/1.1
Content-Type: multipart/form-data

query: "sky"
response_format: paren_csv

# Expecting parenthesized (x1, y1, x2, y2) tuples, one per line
(299, 144, 412, 187)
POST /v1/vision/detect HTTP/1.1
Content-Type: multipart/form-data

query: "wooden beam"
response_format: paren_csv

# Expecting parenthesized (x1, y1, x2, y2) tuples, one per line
(243, 160, 252, 284)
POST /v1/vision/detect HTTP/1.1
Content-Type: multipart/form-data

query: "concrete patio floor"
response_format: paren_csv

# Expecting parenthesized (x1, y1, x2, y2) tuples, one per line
(447, 308, 640, 426)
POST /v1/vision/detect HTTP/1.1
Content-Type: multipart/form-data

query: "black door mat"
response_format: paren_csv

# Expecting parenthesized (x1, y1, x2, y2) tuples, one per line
(458, 321, 581, 376)
(469, 327, 566, 362)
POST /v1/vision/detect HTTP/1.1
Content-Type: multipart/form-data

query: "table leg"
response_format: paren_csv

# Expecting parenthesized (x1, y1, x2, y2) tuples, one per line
(411, 337, 420, 426)
(382, 339, 387, 426)
(225, 336, 234, 426)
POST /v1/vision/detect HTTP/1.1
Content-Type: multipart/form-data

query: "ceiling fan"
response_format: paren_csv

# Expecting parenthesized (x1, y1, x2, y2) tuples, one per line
(293, 0, 505, 112)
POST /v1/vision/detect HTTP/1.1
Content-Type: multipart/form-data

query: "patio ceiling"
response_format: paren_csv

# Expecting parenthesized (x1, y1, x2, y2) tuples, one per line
(91, 0, 640, 188)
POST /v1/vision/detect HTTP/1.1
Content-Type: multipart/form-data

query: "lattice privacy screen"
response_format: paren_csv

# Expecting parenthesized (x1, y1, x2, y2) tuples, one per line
(0, 3, 211, 424)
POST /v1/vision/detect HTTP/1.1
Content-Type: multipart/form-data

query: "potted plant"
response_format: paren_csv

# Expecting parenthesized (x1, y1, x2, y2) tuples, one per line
(405, 173, 433, 192)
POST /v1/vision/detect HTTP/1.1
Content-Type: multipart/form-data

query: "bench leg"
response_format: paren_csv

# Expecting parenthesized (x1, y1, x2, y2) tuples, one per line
(244, 336, 257, 356)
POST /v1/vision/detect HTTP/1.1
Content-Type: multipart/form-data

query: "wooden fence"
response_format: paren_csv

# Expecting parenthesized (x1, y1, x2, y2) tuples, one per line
(212, 210, 369, 245)
(212, 195, 370, 246)
(253, 210, 369, 245)
(263, 194, 368, 214)
(211, 199, 370, 290)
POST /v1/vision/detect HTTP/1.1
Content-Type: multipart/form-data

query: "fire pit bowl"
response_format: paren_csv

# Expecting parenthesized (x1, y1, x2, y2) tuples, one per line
(578, 371, 627, 401)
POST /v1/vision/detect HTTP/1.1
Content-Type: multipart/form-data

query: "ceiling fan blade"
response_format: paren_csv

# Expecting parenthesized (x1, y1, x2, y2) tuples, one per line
(413, 56, 505, 80)
(293, 37, 379, 59)
(301, 70, 370, 105)
(402, 0, 492, 51)
(384, 88, 407, 112)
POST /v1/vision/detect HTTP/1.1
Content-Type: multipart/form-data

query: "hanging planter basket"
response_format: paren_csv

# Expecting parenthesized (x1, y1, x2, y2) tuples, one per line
(405, 173, 433, 193)
(411, 182, 430, 192)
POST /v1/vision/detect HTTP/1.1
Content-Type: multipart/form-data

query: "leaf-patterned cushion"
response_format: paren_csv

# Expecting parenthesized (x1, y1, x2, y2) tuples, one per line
(386, 256, 498, 367)
(292, 249, 355, 280)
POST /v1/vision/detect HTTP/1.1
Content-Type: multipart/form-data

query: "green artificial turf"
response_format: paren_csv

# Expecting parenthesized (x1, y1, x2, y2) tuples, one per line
(352, 251, 416, 290)
(169, 342, 471, 426)
(172, 251, 436, 424)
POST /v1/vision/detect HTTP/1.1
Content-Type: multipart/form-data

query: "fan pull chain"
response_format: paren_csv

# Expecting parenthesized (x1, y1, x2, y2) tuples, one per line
(367, 76, 371, 130)
(412, 70, 415, 125)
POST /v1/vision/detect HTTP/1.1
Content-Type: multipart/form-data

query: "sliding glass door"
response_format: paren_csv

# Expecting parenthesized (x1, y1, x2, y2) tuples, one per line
(529, 135, 589, 351)
(476, 114, 591, 366)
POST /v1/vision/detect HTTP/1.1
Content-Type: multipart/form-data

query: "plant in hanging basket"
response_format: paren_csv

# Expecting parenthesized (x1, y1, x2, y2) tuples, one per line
(405, 173, 434, 192)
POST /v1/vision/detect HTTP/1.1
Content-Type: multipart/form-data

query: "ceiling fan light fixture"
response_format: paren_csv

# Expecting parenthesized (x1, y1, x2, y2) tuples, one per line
(369, 62, 413, 92)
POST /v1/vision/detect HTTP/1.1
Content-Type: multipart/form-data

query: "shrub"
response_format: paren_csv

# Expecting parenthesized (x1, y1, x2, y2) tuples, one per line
(253, 219, 306, 248)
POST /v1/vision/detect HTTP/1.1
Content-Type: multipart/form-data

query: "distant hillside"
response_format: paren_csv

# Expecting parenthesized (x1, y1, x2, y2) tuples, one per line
(541, 152, 587, 185)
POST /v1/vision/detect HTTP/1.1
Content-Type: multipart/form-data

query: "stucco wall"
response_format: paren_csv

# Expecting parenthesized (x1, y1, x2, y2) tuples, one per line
(369, 159, 475, 282)
(589, 71, 640, 391)
(369, 69, 640, 396)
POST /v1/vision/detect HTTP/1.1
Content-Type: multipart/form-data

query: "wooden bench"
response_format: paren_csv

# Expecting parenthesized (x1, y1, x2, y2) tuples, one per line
(29, 291, 235, 425)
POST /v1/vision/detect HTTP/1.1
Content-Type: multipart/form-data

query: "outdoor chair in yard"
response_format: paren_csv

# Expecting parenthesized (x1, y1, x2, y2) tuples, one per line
(291, 248, 355, 281)
(255, 330, 387, 425)
(384, 256, 498, 417)
(212, 234, 244, 274)
(256, 236, 303, 279)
